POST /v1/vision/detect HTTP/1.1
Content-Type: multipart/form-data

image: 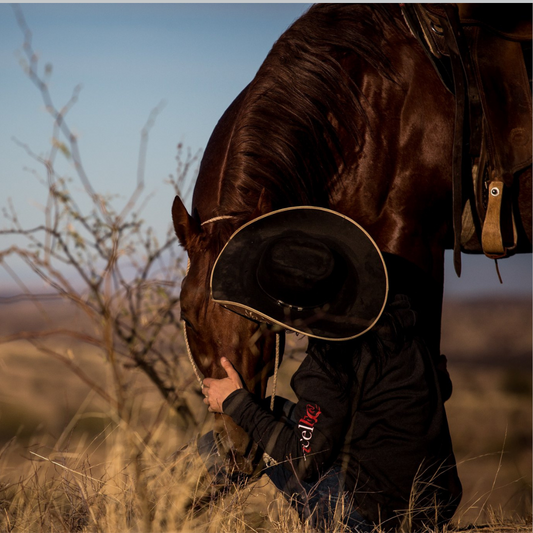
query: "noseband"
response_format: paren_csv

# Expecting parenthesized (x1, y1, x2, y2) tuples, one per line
(182, 215, 282, 411)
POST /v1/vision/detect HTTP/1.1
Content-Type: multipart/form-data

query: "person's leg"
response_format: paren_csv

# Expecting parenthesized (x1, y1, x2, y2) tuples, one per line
(197, 409, 372, 531)
(263, 404, 372, 531)
(266, 462, 372, 532)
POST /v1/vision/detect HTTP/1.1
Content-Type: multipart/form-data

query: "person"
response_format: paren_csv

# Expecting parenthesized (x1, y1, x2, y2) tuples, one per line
(199, 207, 462, 532)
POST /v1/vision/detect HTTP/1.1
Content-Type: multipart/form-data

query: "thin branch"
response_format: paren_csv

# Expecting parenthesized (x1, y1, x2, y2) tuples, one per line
(0, 260, 51, 321)
(12, 4, 108, 221)
(0, 293, 64, 304)
(118, 101, 167, 223)
(5, 5, 202, 426)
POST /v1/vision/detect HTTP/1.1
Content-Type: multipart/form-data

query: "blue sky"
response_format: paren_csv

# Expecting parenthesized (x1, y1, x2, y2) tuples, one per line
(0, 3, 531, 298)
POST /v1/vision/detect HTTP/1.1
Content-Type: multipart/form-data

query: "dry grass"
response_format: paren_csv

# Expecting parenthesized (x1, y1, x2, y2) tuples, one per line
(0, 421, 530, 533)
(0, 298, 531, 532)
(0, 386, 297, 533)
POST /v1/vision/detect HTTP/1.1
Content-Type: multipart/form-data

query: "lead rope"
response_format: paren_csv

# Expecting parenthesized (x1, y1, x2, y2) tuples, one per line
(182, 318, 204, 386)
(182, 255, 204, 387)
(183, 318, 281, 409)
(181, 215, 281, 412)
(270, 334, 280, 411)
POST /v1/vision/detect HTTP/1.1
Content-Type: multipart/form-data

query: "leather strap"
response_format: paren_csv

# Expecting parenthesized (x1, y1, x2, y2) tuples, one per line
(401, 4, 454, 92)
(472, 29, 532, 184)
(440, 4, 469, 277)
(481, 180, 518, 258)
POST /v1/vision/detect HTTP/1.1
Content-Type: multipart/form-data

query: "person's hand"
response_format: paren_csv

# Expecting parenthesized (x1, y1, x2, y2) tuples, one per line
(202, 357, 243, 413)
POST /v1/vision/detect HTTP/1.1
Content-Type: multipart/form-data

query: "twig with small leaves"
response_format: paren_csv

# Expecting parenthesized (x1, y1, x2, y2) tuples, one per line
(2, 5, 202, 431)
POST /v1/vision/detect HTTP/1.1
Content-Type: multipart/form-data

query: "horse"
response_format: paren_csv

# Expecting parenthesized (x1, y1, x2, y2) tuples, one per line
(172, 4, 532, 473)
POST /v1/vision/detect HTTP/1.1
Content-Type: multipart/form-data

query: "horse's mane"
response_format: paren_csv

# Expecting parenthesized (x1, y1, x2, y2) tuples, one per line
(215, 4, 400, 221)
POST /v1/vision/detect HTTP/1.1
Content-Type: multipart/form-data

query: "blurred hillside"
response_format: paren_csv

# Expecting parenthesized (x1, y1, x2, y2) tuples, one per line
(441, 297, 532, 523)
(1, 295, 530, 362)
(441, 297, 532, 368)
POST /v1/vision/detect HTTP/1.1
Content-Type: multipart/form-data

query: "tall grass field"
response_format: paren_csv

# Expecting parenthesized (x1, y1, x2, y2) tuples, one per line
(0, 297, 530, 532)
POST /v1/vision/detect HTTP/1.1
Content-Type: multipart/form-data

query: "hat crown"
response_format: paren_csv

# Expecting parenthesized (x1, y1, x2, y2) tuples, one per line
(256, 234, 346, 309)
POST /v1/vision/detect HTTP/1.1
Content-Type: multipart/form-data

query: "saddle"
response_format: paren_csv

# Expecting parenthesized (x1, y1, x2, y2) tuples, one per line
(401, 3, 532, 275)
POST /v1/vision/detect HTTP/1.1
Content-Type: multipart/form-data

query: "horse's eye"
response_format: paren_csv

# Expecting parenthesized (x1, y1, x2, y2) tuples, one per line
(181, 315, 196, 333)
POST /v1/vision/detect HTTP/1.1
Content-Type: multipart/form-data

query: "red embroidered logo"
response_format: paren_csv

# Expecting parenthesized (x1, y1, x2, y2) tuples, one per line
(298, 403, 322, 459)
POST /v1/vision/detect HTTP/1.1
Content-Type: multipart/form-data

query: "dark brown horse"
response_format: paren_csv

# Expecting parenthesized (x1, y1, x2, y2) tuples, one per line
(172, 4, 532, 470)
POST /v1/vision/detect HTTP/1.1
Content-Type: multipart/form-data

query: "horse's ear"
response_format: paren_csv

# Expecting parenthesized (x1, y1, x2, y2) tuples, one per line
(250, 188, 272, 220)
(172, 196, 201, 251)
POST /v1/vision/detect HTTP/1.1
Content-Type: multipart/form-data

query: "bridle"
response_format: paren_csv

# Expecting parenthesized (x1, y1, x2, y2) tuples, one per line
(182, 215, 282, 411)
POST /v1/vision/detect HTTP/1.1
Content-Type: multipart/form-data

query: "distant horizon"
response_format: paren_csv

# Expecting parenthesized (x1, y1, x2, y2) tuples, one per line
(0, 249, 531, 301)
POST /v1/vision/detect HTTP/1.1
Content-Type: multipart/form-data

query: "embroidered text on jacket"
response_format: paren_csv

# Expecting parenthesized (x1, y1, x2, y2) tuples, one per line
(298, 403, 322, 459)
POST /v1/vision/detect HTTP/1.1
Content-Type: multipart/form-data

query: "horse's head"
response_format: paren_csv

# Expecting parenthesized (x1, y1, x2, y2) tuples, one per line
(172, 195, 280, 472)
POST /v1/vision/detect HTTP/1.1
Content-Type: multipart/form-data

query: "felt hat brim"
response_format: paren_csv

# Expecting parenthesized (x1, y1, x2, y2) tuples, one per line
(210, 206, 388, 341)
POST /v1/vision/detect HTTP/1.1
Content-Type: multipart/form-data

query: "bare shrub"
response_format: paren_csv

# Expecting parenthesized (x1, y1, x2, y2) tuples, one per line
(1, 6, 202, 430)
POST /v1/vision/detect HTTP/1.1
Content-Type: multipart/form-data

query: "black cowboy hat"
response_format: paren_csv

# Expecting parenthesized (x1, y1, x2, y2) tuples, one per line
(210, 206, 388, 341)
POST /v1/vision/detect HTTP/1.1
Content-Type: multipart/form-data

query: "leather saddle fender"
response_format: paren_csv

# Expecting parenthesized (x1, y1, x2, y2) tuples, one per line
(401, 3, 532, 274)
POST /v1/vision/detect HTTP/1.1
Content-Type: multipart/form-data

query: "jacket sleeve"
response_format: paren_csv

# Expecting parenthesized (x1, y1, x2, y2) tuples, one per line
(222, 355, 353, 482)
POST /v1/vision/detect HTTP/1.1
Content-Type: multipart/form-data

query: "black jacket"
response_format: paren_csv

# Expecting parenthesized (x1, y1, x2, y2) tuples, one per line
(223, 295, 462, 528)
